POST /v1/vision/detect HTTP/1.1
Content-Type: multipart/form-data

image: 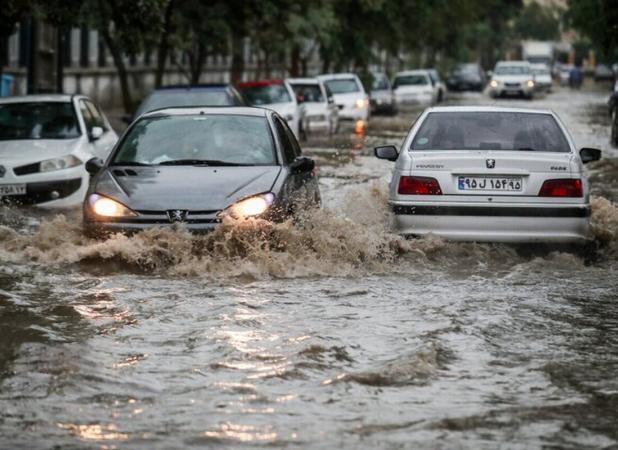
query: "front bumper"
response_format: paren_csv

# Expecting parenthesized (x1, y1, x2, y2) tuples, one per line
(337, 105, 369, 121)
(391, 202, 590, 243)
(0, 178, 82, 205)
(489, 85, 534, 97)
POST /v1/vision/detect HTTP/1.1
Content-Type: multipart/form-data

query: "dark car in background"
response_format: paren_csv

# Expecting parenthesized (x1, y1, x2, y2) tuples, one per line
(83, 107, 320, 235)
(132, 84, 246, 120)
(446, 63, 486, 92)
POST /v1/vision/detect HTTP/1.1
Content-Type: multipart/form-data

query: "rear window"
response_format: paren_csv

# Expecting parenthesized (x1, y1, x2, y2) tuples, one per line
(290, 84, 324, 102)
(239, 84, 291, 105)
(323, 78, 360, 94)
(410, 112, 570, 152)
(393, 75, 429, 88)
(135, 90, 237, 116)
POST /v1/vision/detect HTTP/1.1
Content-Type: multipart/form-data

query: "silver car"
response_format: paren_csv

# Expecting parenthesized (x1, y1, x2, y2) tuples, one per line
(375, 106, 601, 243)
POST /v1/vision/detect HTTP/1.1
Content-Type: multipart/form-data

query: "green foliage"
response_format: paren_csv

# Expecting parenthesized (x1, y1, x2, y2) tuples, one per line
(567, 0, 618, 62)
(513, 1, 561, 41)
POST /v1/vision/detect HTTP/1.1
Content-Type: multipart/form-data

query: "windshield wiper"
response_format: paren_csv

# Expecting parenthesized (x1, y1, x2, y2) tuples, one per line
(517, 147, 536, 151)
(158, 159, 248, 166)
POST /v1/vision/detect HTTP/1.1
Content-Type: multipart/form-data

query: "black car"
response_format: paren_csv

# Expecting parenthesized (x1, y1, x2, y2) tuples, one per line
(83, 107, 320, 235)
(446, 63, 486, 92)
(131, 84, 246, 120)
(609, 91, 618, 146)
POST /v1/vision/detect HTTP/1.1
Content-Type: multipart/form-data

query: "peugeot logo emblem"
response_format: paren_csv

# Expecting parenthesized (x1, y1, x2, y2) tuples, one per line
(486, 159, 496, 169)
(0, 165, 5, 178)
(167, 210, 188, 223)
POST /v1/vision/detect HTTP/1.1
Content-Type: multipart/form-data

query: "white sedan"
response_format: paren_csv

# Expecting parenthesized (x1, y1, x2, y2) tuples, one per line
(392, 70, 439, 106)
(287, 77, 339, 136)
(0, 95, 118, 207)
(317, 73, 369, 123)
(375, 106, 601, 243)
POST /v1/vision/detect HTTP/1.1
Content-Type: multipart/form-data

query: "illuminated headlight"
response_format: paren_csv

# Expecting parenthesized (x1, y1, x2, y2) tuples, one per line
(490, 80, 499, 88)
(355, 98, 369, 108)
(223, 193, 275, 219)
(88, 193, 137, 217)
(39, 155, 81, 172)
(526, 79, 534, 88)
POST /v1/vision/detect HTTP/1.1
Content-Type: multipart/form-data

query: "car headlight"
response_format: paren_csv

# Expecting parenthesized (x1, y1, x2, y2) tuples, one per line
(222, 193, 275, 220)
(355, 98, 369, 108)
(39, 155, 81, 172)
(526, 79, 534, 88)
(490, 80, 499, 88)
(88, 193, 137, 217)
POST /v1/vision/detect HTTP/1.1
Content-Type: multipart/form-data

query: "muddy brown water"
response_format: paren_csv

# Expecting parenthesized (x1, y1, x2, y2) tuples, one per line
(1, 87, 618, 449)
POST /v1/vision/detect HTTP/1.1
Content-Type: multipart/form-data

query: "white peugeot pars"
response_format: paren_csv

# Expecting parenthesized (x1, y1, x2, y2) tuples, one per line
(375, 106, 601, 243)
(0, 95, 118, 207)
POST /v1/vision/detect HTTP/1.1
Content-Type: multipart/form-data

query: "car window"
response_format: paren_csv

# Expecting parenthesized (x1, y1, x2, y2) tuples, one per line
(323, 78, 360, 94)
(411, 112, 570, 152)
(239, 84, 292, 106)
(273, 117, 297, 164)
(393, 75, 429, 88)
(84, 100, 108, 130)
(0, 102, 80, 140)
(372, 75, 390, 90)
(135, 90, 235, 117)
(113, 114, 276, 165)
(290, 84, 324, 103)
(495, 65, 531, 75)
(79, 100, 96, 131)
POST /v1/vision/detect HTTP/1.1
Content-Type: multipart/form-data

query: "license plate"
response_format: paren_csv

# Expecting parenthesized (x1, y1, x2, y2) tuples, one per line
(0, 184, 26, 196)
(458, 176, 522, 191)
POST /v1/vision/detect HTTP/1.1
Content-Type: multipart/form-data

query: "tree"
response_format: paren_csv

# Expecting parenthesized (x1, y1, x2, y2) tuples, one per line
(567, 0, 618, 62)
(514, 1, 561, 41)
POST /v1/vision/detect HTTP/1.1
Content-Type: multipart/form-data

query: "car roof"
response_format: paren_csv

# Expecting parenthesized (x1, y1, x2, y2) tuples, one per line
(496, 60, 531, 66)
(141, 106, 269, 118)
(0, 94, 80, 103)
(317, 73, 359, 80)
(237, 79, 284, 88)
(394, 70, 430, 76)
(426, 106, 553, 115)
(287, 78, 319, 84)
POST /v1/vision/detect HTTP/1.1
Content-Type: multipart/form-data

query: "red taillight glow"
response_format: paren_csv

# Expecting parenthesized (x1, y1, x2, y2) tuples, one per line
(398, 176, 442, 195)
(538, 178, 583, 197)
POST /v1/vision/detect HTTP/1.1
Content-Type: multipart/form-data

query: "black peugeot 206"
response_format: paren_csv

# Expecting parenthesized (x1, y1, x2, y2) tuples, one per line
(83, 106, 320, 236)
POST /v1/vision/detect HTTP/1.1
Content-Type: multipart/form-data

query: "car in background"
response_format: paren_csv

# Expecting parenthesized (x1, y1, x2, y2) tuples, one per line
(531, 63, 553, 92)
(288, 77, 339, 136)
(594, 64, 615, 82)
(446, 63, 486, 92)
(369, 72, 396, 115)
(374, 106, 601, 243)
(133, 84, 245, 120)
(82, 107, 319, 235)
(427, 69, 446, 103)
(237, 79, 305, 140)
(0, 94, 118, 206)
(392, 70, 438, 106)
(557, 64, 573, 86)
(488, 61, 535, 99)
(317, 73, 370, 123)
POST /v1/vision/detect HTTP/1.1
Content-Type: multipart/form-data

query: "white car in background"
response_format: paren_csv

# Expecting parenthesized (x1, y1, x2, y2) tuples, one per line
(317, 73, 369, 123)
(0, 94, 118, 207)
(287, 77, 339, 136)
(392, 70, 438, 106)
(531, 63, 553, 92)
(488, 61, 535, 99)
(375, 106, 601, 243)
(237, 79, 306, 139)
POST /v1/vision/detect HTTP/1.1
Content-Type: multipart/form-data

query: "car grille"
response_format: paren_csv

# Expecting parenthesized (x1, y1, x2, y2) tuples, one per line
(123, 209, 221, 225)
(505, 82, 521, 88)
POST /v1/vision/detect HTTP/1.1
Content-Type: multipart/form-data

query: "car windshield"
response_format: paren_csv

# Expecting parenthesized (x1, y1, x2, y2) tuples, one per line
(532, 67, 550, 75)
(411, 112, 570, 152)
(291, 84, 324, 102)
(372, 75, 389, 90)
(0, 102, 80, 140)
(456, 64, 479, 74)
(393, 75, 429, 88)
(113, 114, 276, 165)
(323, 78, 360, 94)
(495, 65, 531, 75)
(240, 84, 291, 105)
(135, 90, 236, 117)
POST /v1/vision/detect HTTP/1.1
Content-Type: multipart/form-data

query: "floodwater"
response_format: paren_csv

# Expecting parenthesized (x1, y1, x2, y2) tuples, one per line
(1, 86, 617, 449)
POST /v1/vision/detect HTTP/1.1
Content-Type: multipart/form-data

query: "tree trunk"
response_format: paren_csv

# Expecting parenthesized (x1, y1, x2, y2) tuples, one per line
(190, 42, 206, 84)
(100, 24, 132, 114)
(290, 44, 300, 77)
(230, 31, 244, 84)
(155, 0, 175, 88)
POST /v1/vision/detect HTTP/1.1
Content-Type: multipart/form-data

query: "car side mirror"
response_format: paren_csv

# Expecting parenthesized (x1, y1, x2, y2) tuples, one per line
(290, 157, 315, 173)
(327, 96, 334, 104)
(89, 126, 104, 141)
(85, 157, 104, 175)
(374, 145, 398, 161)
(579, 147, 601, 164)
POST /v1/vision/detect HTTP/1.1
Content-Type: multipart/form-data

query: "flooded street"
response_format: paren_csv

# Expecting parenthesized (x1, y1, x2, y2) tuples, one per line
(1, 87, 618, 449)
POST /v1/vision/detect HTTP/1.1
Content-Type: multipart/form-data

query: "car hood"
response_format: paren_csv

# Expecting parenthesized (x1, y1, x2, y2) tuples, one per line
(0, 138, 84, 166)
(94, 165, 282, 211)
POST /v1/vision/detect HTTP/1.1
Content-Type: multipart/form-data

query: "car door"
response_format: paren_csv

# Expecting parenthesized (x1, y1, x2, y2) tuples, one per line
(77, 99, 117, 160)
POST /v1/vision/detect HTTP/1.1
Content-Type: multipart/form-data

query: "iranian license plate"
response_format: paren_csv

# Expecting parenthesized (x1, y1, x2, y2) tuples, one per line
(0, 184, 26, 196)
(458, 176, 522, 191)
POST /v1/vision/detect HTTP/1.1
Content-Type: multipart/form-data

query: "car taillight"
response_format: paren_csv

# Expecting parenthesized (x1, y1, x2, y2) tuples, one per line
(538, 178, 583, 197)
(398, 176, 442, 195)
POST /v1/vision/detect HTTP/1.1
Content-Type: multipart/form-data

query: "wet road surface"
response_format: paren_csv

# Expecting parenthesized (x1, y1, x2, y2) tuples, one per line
(1, 86, 617, 449)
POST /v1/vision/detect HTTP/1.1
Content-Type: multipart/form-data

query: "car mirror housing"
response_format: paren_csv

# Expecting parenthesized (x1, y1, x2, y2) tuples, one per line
(579, 147, 601, 164)
(290, 157, 315, 173)
(85, 157, 105, 175)
(375, 145, 399, 161)
(90, 126, 104, 141)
